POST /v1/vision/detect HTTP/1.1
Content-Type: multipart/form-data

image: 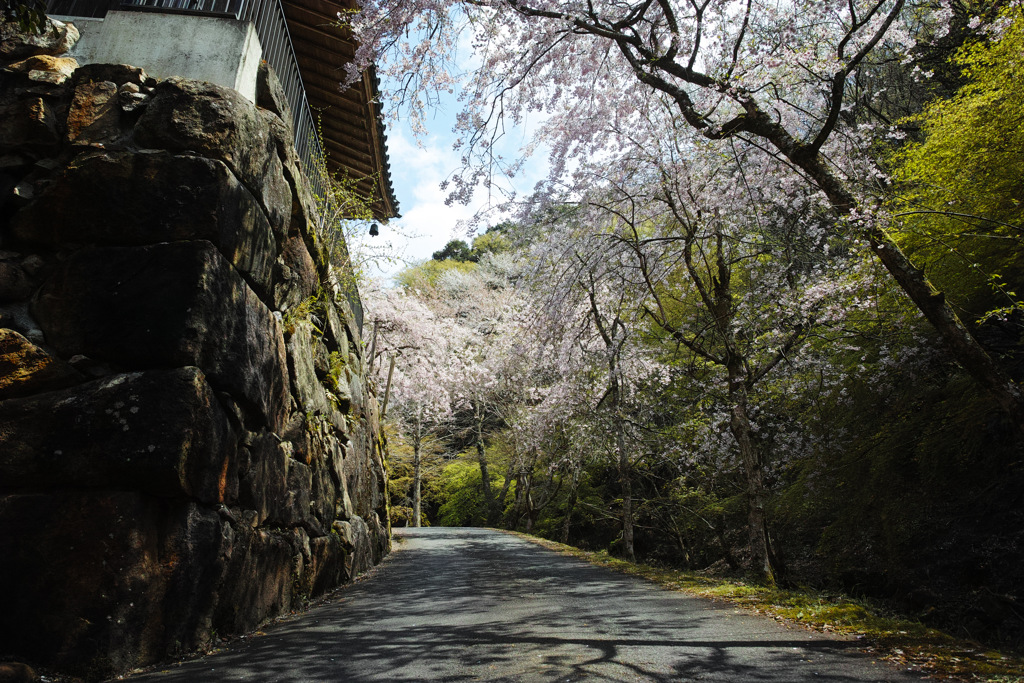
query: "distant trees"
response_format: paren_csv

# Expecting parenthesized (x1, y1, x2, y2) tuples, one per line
(366, 244, 529, 527)
(431, 225, 513, 264)
(363, 282, 456, 526)
(432, 239, 475, 263)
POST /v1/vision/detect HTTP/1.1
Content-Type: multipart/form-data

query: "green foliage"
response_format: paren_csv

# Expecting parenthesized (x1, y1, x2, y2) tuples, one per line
(775, 364, 1017, 584)
(522, 531, 1024, 681)
(2, 0, 48, 34)
(429, 225, 512, 263)
(280, 291, 325, 335)
(327, 351, 347, 394)
(397, 222, 513, 291)
(470, 229, 511, 258)
(432, 239, 476, 262)
(433, 459, 490, 526)
(890, 7, 1024, 318)
(390, 505, 415, 527)
(386, 434, 414, 502)
(384, 421, 452, 525)
(395, 258, 479, 290)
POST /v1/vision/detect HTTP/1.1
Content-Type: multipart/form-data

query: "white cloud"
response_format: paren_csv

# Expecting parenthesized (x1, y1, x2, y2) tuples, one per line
(370, 54, 552, 280)
(379, 128, 479, 266)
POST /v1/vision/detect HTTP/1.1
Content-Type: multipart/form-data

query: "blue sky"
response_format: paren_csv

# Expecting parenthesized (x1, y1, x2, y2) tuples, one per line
(366, 76, 547, 276)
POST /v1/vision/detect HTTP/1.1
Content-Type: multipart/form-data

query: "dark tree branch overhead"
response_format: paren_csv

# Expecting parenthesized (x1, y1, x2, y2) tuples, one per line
(499, 0, 1023, 427)
(361, 0, 1024, 436)
(810, 0, 906, 154)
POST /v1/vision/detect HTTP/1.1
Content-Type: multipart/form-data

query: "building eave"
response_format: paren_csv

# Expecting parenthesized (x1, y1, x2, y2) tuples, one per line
(281, 0, 399, 221)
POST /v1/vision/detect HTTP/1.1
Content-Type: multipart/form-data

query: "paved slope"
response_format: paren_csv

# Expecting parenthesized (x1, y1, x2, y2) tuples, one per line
(126, 527, 924, 682)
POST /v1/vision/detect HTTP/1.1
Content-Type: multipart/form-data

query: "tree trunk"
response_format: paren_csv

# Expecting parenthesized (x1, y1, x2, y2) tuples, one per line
(672, 529, 690, 565)
(866, 229, 1024, 432)
(727, 367, 780, 584)
(560, 462, 581, 544)
(611, 367, 636, 563)
(511, 466, 532, 529)
(497, 459, 518, 528)
(412, 443, 422, 528)
(412, 410, 423, 528)
(474, 402, 496, 523)
(716, 521, 741, 571)
(617, 428, 635, 562)
(584, 278, 635, 561)
(782, 140, 1024, 437)
(495, 462, 515, 526)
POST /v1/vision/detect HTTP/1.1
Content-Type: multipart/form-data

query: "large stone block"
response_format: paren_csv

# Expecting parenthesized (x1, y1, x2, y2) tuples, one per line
(213, 526, 293, 635)
(155, 501, 235, 657)
(369, 425, 388, 514)
(72, 63, 149, 89)
(255, 61, 292, 137)
(0, 303, 43, 342)
(0, 492, 230, 679)
(0, 327, 79, 399)
(32, 241, 288, 430)
(310, 454, 338, 529)
(329, 272, 364, 356)
(0, 367, 237, 503)
(328, 436, 355, 521)
(0, 18, 79, 64)
(332, 516, 373, 578)
(300, 533, 348, 600)
(340, 424, 378, 519)
(332, 360, 354, 416)
(134, 78, 291, 236)
(4, 54, 78, 86)
(286, 320, 332, 417)
(0, 97, 60, 153)
(321, 295, 349, 355)
(366, 393, 381, 449)
(0, 259, 33, 302)
(66, 80, 121, 146)
(276, 458, 313, 529)
(238, 432, 289, 525)
(272, 236, 317, 312)
(10, 151, 276, 295)
(370, 511, 390, 563)
(260, 107, 317, 240)
(280, 411, 313, 466)
(306, 425, 351, 523)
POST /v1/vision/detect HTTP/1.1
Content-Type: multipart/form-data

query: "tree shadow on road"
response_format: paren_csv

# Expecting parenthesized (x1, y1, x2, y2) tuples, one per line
(124, 528, 922, 682)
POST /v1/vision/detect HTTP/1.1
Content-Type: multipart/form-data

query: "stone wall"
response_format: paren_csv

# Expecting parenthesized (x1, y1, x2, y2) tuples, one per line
(0, 18, 390, 680)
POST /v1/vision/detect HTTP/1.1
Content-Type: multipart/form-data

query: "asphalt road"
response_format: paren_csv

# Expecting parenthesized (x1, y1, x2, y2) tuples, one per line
(126, 527, 925, 682)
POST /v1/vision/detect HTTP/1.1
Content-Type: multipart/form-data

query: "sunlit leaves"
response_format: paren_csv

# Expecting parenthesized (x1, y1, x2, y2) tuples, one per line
(890, 6, 1024, 318)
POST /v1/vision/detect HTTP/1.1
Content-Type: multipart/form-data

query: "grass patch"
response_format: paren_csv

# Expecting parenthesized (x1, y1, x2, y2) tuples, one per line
(507, 531, 1024, 682)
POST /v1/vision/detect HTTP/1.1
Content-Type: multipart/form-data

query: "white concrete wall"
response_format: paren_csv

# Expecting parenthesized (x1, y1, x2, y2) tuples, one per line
(58, 11, 262, 103)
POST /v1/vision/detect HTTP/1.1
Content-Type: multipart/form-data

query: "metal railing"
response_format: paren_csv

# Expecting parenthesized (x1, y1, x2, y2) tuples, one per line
(47, 0, 363, 332)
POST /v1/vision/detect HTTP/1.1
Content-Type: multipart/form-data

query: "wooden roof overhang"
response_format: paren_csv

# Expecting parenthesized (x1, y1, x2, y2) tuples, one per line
(282, 0, 399, 220)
